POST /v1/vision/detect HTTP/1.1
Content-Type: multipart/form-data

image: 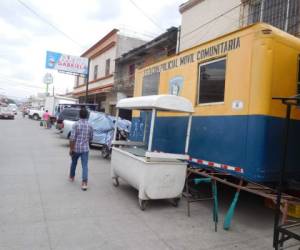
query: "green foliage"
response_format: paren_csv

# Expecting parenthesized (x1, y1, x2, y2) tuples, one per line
(6, 98, 16, 104)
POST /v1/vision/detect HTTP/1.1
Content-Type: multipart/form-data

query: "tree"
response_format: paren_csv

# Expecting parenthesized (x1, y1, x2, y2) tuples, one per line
(7, 98, 16, 104)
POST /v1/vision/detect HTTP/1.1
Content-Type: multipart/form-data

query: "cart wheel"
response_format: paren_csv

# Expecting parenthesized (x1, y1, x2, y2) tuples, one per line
(101, 145, 110, 159)
(112, 178, 119, 187)
(171, 198, 180, 207)
(138, 199, 147, 211)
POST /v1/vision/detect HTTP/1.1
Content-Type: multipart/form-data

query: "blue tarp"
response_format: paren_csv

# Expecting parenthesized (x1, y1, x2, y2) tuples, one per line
(88, 112, 131, 146)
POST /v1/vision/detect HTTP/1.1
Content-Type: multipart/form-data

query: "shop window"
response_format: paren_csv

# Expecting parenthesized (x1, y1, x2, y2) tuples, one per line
(105, 59, 110, 76)
(94, 65, 98, 80)
(198, 58, 226, 104)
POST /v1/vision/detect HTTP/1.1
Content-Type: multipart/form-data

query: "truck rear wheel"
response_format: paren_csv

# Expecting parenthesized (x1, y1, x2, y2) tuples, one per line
(33, 114, 39, 120)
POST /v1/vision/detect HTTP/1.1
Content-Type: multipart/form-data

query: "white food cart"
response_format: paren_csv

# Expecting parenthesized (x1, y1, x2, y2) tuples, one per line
(111, 95, 194, 210)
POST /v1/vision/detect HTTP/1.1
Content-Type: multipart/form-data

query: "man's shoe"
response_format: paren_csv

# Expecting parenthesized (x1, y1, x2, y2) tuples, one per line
(69, 176, 74, 182)
(81, 182, 88, 191)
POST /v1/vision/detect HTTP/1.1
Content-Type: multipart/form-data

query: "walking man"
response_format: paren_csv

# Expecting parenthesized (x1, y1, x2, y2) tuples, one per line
(69, 108, 93, 191)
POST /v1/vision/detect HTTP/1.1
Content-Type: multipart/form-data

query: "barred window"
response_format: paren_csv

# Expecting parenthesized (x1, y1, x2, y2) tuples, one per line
(246, 0, 300, 36)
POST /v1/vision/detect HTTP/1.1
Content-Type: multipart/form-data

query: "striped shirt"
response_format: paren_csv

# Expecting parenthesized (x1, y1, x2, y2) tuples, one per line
(70, 119, 93, 153)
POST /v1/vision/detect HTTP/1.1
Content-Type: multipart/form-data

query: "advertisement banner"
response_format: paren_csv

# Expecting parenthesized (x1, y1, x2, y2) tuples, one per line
(45, 51, 88, 76)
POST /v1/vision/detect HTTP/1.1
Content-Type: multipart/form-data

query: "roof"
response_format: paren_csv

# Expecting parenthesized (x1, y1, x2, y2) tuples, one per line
(81, 29, 119, 57)
(116, 95, 194, 113)
(179, 0, 204, 14)
(137, 23, 300, 73)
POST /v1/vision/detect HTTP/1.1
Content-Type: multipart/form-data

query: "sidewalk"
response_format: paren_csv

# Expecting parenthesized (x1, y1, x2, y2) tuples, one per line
(0, 116, 274, 250)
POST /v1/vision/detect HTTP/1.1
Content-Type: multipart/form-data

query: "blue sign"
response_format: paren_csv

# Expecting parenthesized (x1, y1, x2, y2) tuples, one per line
(45, 51, 61, 69)
(45, 51, 88, 76)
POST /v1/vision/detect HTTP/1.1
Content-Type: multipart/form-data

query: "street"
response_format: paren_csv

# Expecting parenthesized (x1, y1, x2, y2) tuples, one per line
(0, 115, 275, 250)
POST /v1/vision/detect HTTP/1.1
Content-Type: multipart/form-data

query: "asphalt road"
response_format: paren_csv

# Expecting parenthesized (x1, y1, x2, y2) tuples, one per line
(0, 115, 280, 250)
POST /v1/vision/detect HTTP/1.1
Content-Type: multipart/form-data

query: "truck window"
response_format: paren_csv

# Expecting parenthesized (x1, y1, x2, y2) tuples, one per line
(198, 57, 226, 104)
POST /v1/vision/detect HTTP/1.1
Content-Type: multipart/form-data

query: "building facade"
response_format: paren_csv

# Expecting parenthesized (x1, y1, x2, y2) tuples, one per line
(113, 27, 178, 102)
(240, 0, 300, 36)
(179, 0, 300, 52)
(179, 0, 241, 51)
(72, 29, 145, 114)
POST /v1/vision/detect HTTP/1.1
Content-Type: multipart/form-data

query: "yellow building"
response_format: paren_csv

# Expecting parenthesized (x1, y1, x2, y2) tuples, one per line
(132, 23, 300, 182)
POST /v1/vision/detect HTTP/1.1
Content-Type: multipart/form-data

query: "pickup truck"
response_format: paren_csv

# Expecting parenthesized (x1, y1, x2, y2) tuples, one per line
(28, 107, 45, 120)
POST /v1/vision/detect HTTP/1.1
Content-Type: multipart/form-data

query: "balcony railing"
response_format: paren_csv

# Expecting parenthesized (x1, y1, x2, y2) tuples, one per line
(113, 76, 135, 92)
(240, 0, 300, 37)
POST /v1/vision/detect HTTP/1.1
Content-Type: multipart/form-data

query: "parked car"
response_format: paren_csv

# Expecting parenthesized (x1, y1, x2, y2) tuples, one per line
(0, 106, 14, 119)
(56, 108, 80, 131)
(56, 105, 99, 130)
(60, 110, 95, 139)
(8, 103, 18, 115)
(61, 111, 131, 158)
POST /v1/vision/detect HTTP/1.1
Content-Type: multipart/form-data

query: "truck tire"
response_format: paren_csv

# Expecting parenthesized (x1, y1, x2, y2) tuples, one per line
(33, 114, 39, 120)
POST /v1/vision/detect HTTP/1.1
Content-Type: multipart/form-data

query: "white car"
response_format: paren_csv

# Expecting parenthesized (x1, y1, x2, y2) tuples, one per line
(8, 103, 18, 115)
(0, 106, 14, 119)
(60, 111, 103, 139)
(61, 119, 75, 139)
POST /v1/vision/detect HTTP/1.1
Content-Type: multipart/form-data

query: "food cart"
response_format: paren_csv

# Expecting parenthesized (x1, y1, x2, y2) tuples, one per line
(111, 95, 194, 210)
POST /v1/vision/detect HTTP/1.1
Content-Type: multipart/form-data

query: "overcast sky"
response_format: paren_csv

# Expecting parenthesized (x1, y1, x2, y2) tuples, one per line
(0, 0, 183, 100)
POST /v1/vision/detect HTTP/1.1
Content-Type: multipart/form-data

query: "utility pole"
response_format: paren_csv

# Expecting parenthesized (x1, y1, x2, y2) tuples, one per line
(46, 83, 49, 96)
(85, 59, 90, 103)
(43, 73, 53, 97)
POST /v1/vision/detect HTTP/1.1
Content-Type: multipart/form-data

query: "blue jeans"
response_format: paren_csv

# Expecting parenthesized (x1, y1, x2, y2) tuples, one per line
(70, 152, 89, 182)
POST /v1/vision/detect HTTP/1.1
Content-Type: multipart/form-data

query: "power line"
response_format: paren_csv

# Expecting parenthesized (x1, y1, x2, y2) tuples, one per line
(188, 0, 299, 43)
(181, 1, 246, 39)
(0, 75, 44, 90)
(118, 26, 157, 40)
(128, 0, 164, 32)
(16, 0, 84, 49)
(0, 93, 30, 100)
(119, 24, 160, 37)
(0, 83, 43, 90)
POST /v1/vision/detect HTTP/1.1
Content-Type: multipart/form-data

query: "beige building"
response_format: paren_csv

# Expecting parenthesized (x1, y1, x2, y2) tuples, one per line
(179, 0, 300, 52)
(72, 29, 145, 114)
(179, 0, 241, 51)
